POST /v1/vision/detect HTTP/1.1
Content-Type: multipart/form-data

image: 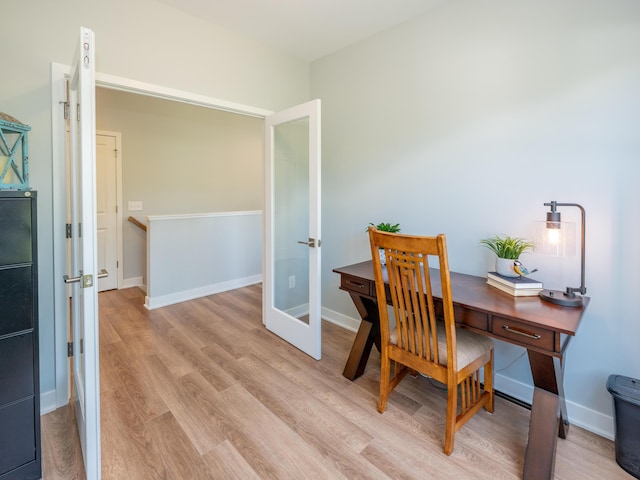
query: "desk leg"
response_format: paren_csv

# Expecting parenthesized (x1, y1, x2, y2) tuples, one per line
(342, 293, 381, 380)
(523, 350, 567, 480)
(523, 387, 560, 480)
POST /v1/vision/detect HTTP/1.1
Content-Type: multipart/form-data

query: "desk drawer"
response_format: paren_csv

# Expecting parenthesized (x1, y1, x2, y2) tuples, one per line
(492, 316, 554, 350)
(340, 274, 373, 297)
(454, 306, 488, 331)
(434, 302, 489, 331)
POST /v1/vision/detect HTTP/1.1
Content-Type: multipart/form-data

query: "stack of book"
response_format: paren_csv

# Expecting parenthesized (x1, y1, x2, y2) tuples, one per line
(487, 271, 543, 297)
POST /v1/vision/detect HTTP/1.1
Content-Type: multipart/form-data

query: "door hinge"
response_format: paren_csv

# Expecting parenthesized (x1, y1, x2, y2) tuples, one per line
(66, 223, 72, 238)
(76, 103, 80, 122)
(69, 339, 84, 356)
(59, 101, 70, 120)
(78, 222, 82, 238)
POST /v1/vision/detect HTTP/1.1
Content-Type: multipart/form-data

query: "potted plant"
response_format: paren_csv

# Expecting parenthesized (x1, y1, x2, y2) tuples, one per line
(367, 222, 401, 233)
(367, 222, 401, 265)
(479, 235, 534, 277)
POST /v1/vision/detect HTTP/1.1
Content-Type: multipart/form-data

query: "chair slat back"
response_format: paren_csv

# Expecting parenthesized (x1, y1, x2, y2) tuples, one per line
(369, 228, 456, 368)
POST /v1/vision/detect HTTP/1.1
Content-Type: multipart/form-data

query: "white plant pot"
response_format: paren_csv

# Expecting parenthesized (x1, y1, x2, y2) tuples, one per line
(495, 257, 518, 277)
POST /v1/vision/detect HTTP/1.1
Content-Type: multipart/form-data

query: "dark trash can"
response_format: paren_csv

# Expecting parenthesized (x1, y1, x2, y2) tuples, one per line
(607, 374, 640, 479)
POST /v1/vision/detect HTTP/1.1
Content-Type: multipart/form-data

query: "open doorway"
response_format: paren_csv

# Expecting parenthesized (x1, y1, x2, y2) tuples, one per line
(94, 87, 265, 293)
(51, 65, 273, 411)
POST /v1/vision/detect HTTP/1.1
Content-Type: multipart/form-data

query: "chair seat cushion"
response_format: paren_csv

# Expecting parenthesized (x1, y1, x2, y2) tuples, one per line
(390, 322, 493, 369)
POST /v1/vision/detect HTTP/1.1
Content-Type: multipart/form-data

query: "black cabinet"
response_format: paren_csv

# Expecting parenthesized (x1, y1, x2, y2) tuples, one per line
(0, 191, 40, 479)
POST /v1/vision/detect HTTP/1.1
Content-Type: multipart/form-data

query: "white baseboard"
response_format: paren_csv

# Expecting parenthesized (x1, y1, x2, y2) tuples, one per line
(495, 373, 615, 440)
(568, 400, 615, 441)
(321, 306, 360, 332)
(286, 303, 309, 318)
(40, 389, 59, 415)
(320, 310, 616, 441)
(494, 373, 534, 404)
(144, 274, 262, 310)
(122, 276, 145, 290)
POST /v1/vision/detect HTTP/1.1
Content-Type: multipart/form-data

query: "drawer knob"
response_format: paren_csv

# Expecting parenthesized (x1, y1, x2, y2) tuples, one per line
(346, 280, 365, 289)
(502, 324, 541, 340)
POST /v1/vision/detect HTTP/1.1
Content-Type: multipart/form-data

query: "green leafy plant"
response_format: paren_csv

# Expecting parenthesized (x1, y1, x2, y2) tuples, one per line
(367, 222, 401, 233)
(479, 235, 533, 259)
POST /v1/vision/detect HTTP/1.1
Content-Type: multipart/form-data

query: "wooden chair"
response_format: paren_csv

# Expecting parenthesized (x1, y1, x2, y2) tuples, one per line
(368, 227, 494, 455)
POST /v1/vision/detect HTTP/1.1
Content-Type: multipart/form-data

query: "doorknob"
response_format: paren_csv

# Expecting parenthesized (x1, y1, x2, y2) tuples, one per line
(64, 269, 109, 287)
(297, 238, 322, 248)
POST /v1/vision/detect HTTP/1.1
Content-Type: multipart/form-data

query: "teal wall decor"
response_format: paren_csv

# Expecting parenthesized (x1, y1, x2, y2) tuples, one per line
(0, 113, 31, 190)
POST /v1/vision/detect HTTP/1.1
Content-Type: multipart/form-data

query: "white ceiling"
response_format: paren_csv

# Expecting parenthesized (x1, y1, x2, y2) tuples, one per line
(154, 0, 446, 61)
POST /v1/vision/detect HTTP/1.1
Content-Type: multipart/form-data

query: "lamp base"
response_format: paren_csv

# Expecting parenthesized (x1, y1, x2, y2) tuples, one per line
(539, 289, 584, 307)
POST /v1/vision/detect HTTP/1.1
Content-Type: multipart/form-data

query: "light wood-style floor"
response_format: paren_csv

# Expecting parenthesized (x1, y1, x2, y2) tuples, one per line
(41, 285, 632, 479)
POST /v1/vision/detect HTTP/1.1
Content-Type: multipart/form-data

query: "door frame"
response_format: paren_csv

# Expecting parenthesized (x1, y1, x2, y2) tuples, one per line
(50, 64, 274, 410)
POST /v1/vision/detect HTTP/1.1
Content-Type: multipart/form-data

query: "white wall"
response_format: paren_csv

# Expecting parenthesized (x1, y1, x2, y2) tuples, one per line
(313, 0, 640, 438)
(1, 0, 309, 409)
(145, 211, 262, 309)
(96, 88, 264, 282)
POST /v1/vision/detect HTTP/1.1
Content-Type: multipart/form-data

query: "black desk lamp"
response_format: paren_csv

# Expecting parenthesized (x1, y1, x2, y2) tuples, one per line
(535, 201, 586, 307)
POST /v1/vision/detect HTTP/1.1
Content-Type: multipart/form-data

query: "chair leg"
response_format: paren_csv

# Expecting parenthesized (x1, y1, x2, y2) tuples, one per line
(443, 381, 457, 455)
(378, 351, 392, 413)
(485, 349, 494, 413)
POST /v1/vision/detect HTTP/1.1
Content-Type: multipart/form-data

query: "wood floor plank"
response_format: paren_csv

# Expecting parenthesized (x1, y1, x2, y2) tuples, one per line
(143, 354, 227, 455)
(145, 411, 215, 480)
(97, 299, 123, 346)
(222, 353, 307, 427)
(145, 328, 197, 378)
(100, 439, 129, 480)
(100, 387, 170, 479)
(160, 323, 237, 392)
(291, 419, 388, 480)
(149, 305, 209, 349)
(554, 426, 632, 480)
(101, 340, 169, 421)
(177, 300, 256, 361)
(40, 285, 632, 480)
(40, 404, 86, 480)
(235, 352, 375, 452)
(361, 436, 470, 479)
(201, 440, 262, 480)
(210, 383, 348, 479)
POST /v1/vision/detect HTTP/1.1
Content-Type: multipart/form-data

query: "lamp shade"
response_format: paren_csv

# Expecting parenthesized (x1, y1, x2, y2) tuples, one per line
(534, 220, 577, 257)
(536, 201, 586, 307)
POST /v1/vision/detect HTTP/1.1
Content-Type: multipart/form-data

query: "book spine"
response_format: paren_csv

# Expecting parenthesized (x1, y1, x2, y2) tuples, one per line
(487, 279, 542, 297)
(487, 272, 542, 289)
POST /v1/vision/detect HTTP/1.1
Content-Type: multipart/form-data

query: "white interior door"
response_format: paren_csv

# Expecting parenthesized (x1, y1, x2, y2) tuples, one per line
(96, 132, 119, 291)
(264, 99, 321, 360)
(65, 26, 101, 480)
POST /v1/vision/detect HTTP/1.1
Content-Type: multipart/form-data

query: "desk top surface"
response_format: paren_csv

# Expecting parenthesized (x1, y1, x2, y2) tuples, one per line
(334, 260, 589, 336)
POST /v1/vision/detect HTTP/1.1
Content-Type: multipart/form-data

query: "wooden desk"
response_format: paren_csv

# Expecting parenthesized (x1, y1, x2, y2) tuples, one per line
(333, 260, 589, 480)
